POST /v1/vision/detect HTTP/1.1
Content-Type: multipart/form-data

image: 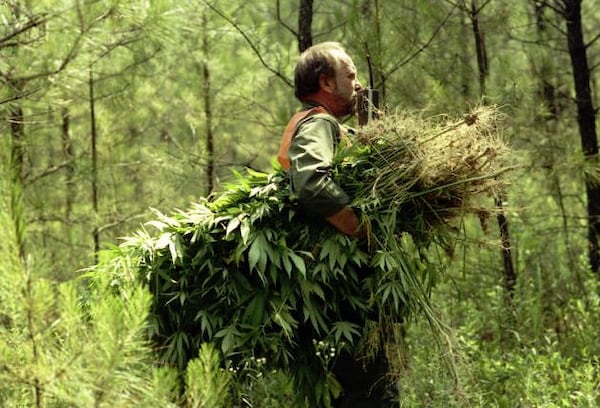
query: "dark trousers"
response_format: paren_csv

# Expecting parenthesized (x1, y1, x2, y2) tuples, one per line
(331, 348, 396, 408)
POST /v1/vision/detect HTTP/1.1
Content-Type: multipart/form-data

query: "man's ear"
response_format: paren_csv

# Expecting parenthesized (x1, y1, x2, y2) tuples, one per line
(319, 74, 336, 93)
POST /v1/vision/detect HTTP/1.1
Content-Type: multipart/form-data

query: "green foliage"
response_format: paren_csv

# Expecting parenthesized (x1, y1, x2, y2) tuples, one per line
(236, 366, 305, 408)
(0, 186, 178, 407)
(94, 170, 367, 405)
(390, 158, 600, 406)
(184, 343, 232, 408)
(395, 274, 600, 408)
(93, 163, 445, 405)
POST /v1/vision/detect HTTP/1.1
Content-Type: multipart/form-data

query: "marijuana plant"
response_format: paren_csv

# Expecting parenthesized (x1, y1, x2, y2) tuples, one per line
(91, 105, 511, 406)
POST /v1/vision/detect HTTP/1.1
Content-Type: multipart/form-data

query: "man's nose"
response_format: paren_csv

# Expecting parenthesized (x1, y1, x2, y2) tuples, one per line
(354, 81, 363, 91)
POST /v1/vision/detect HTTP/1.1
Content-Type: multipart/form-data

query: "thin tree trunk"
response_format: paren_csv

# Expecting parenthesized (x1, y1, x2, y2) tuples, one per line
(298, 0, 313, 52)
(5, 5, 26, 259)
(563, 0, 600, 273)
(202, 12, 214, 195)
(61, 107, 75, 220)
(468, 0, 516, 299)
(469, 0, 488, 98)
(88, 68, 100, 263)
(25, 268, 43, 408)
(8, 86, 27, 262)
(460, 11, 472, 100)
(534, 2, 562, 122)
(495, 199, 517, 299)
(532, 2, 583, 287)
(8, 77, 40, 408)
(361, 0, 386, 101)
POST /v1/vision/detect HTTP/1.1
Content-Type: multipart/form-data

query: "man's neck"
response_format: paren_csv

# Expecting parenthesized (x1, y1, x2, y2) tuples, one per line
(302, 90, 340, 118)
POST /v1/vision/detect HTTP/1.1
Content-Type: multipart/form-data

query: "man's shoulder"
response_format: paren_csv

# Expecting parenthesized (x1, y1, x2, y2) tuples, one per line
(297, 111, 339, 132)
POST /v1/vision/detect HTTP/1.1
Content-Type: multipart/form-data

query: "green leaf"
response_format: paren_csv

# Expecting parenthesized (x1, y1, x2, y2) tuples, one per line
(281, 250, 293, 276)
(168, 233, 183, 264)
(271, 306, 298, 339)
(240, 219, 251, 246)
(241, 290, 267, 327)
(195, 310, 214, 337)
(303, 301, 328, 332)
(331, 321, 361, 344)
(155, 232, 172, 250)
(299, 279, 325, 301)
(215, 326, 239, 356)
(225, 216, 241, 238)
(146, 220, 169, 231)
(289, 251, 306, 278)
(248, 232, 268, 276)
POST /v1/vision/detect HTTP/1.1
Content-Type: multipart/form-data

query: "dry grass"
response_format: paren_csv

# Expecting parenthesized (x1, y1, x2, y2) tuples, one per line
(345, 105, 512, 224)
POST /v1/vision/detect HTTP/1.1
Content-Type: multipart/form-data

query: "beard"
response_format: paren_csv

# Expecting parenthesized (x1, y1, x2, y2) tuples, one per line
(333, 91, 357, 117)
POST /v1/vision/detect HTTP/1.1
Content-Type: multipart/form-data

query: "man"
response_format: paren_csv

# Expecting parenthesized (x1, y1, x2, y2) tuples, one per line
(278, 42, 394, 408)
(277, 41, 364, 238)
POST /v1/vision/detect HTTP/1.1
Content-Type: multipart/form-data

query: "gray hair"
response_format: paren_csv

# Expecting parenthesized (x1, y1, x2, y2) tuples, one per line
(294, 42, 347, 100)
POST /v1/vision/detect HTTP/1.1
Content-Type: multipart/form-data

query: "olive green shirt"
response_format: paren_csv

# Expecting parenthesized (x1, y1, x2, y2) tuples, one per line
(287, 105, 351, 218)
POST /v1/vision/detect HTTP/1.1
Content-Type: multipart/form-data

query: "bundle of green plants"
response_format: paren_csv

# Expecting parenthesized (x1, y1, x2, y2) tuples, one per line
(92, 105, 511, 406)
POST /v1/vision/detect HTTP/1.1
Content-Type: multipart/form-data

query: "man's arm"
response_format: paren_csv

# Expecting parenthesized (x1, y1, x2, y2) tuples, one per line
(288, 116, 363, 237)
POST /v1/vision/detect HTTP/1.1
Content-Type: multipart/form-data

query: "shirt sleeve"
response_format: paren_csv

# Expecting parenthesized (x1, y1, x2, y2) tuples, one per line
(287, 115, 351, 218)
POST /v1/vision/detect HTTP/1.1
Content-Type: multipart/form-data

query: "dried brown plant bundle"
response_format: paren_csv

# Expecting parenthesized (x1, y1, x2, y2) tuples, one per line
(337, 104, 512, 239)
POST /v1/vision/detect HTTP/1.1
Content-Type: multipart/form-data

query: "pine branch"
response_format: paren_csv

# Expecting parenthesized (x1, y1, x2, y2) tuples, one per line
(202, 1, 293, 88)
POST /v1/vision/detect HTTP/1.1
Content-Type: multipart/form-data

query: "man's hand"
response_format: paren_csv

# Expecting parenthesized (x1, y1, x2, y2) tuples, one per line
(325, 206, 365, 238)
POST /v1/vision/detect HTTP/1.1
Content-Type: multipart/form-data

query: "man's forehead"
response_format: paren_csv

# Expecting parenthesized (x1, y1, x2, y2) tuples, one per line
(332, 50, 356, 72)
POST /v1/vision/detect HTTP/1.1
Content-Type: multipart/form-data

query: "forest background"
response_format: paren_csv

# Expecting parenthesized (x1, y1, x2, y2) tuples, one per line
(1, 0, 599, 407)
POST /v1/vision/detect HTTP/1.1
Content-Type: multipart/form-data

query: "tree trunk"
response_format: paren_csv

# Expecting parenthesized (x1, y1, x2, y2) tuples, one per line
(534, 2, 564, 122)
(88, 68, 100, 263)
(61, 107, 75, 220)
(469, 0, 488, 98)
(8, 81, 27, 262)
(360, 0, 386, 101)
(562, 0, 600, 273)
(60, 107, 75, 256)
(298, 0, 313, 52)
(530, 1, 586, 286)
(460, 11, 472, 100)
(202, 12, 215, 195)
(496, 199, 517, 300)
(468, 0, 516, 299)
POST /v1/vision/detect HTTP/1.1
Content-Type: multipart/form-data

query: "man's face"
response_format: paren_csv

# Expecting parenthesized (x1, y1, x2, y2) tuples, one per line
(331, 52, 361, 116)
